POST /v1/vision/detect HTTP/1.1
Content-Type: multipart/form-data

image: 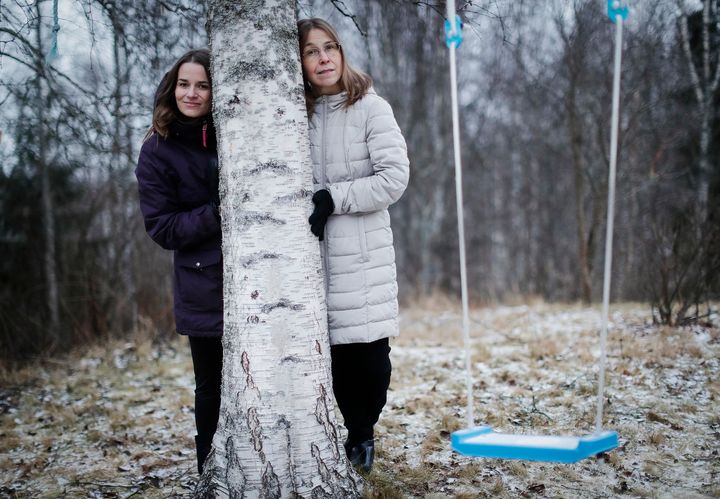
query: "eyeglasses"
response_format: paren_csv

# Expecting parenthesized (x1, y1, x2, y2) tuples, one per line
(302, 42, 341, 61)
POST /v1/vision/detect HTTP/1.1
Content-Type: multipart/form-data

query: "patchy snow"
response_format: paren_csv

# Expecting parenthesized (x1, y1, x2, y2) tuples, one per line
(1, 303, 718, 497)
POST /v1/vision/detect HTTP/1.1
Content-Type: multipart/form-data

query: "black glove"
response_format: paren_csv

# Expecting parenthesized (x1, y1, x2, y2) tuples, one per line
(308, 189, 334, 241)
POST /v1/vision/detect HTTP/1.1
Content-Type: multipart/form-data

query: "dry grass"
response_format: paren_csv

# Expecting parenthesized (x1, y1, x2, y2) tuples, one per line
(1, 303, 718, 498)
(377, 303, 719, 498)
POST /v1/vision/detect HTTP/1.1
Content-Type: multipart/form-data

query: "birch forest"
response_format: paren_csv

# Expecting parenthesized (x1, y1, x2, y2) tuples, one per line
(1, 0, 718, 360)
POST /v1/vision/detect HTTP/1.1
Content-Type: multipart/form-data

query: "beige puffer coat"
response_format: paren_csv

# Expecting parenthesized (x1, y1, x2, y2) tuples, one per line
(309, 90, 409, 345)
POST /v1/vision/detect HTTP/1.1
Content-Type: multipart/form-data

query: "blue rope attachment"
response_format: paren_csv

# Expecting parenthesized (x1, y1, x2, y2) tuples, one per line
(445, 15, 463, 48)
(607, 0, 629, 22)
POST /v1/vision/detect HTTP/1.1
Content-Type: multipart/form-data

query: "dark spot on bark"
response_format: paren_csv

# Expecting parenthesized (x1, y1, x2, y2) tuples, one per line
(277, 415, 291, 430)
(241, 351, 256, 390)
(224, 436, 248, 496)
(261, 299, 305, 314)
(293, 85, 307, 105)
(247, 407, 266, 464)
(311, 442, 333, 482)
(315, 340, 322, 355)
(208, 0, 263, 38)
(243, 252, 280, 268)
(249, 160, 291, 175)
(261, 461, 281, 499)
(311, 485, 334, 499)
(314, 382, 340, 460)
(224, 94, 249, 111)
(236, 213, 286, 231)
(281, 355, 302, 363)
(278, 415, 298, 492)
(275, 189, 312, 204)
(230, 59, 277, 81)
(247, 315, 260, 324)
(251, 290, 259, 299)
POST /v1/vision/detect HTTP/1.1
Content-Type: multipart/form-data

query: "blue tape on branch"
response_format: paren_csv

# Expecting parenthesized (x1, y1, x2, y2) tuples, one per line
(445, 15, 463, 48)
(607, 0, 629, 21)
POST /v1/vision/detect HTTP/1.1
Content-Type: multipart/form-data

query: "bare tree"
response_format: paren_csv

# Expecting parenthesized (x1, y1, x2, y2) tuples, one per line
(0, 0, 208, 359)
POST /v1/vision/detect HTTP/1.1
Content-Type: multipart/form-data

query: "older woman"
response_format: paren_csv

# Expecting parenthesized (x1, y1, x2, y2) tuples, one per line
(298, 18, 410, 472)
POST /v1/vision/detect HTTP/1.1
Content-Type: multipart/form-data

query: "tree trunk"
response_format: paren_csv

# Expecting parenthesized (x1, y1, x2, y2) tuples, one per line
(122, 37, 139, 333)
(567, 82, 593, 304)
(679, 0, 720, 223)
(197, 1, 360, 496)
(35, 1, 60, 343)
(109, 10, 138, 333)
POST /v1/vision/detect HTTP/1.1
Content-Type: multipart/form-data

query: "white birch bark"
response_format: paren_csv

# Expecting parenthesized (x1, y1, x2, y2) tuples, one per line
(196, 1, 360, 497)
(678, 0, 719, 221)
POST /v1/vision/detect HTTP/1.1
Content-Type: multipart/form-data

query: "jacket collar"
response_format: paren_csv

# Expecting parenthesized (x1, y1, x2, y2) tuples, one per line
(169, 116, 217, 151)
(316, 87, 376, 112)
(317, 91, 347, 111)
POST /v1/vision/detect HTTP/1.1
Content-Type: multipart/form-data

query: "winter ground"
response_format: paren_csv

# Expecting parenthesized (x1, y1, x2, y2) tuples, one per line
(1, 303, 718, 498)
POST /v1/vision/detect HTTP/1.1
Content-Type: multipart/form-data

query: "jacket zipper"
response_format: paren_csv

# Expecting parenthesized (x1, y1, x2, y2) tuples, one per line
(321, 98, 330, 294)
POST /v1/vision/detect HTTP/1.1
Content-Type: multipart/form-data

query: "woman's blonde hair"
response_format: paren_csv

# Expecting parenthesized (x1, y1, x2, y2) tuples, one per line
(147, 48, 211, 140)
(297, 18, 372, 115)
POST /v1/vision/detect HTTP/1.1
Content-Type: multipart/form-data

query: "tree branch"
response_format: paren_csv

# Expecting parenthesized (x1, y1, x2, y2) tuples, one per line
(330, 0, 367, 37)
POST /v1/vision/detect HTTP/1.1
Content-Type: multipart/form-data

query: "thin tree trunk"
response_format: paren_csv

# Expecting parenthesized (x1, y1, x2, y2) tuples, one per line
(197, 1, 360, 496)
(122, 38, 138, 332)
(567, 83, 593, 304)
(110, 12, 138, 332)
(35, 2, 60, 343)
(679, 0, 720, 223)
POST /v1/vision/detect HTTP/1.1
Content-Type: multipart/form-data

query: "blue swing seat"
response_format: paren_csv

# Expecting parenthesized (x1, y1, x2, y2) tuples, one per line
(452, 426, 618, 463)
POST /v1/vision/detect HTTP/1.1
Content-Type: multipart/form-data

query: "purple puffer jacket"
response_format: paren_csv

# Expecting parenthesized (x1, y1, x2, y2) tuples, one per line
(135, 118, 222, 337)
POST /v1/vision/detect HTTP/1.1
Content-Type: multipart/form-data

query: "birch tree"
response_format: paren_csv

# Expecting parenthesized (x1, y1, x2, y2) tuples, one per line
(678, 0, 719, 222)
(196, 0, 360, 496)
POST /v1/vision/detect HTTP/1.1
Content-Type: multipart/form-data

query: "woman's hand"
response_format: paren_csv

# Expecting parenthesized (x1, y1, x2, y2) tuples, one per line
(308, 189, 334, 241)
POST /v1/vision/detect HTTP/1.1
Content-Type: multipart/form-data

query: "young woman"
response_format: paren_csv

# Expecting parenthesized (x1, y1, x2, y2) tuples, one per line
(298, 18, 410, 472)
(134, 48, 221, 475)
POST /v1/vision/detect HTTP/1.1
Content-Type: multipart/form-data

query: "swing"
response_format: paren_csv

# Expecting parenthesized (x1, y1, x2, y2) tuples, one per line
(444, 0, 628, 463)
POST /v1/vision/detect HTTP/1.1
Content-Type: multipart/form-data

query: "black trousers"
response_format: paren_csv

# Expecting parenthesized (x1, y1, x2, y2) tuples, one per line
(188, 336, 390, 453)
(331, 338, 392, 446)
(188, 336, 222, 455)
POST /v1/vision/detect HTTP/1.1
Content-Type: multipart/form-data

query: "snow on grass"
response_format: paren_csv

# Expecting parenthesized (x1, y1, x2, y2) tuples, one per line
(370, 303, 720, 498)
(1, 303, 718, 498)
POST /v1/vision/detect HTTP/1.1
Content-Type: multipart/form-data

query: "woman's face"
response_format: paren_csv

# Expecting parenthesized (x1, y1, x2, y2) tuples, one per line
(302, 28, 343, 95)
(175, 62, 211, 118)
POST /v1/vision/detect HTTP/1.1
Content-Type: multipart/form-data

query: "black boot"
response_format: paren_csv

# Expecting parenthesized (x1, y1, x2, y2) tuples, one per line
(195, 435, 211, 475)
(347, 439, 374, 472)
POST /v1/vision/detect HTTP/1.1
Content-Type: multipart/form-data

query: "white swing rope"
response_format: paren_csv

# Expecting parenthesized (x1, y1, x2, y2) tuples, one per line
(446, 5, 625, 435)
(596, 13, 624, 434)
(445, 0, 474, 429)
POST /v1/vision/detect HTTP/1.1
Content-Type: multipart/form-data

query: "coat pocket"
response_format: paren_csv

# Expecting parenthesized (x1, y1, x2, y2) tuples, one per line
(174, 249, 223, 313)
